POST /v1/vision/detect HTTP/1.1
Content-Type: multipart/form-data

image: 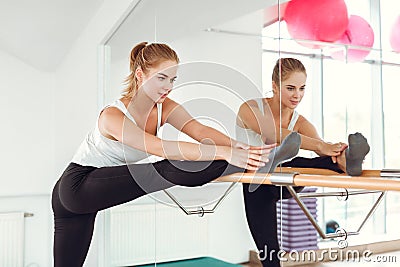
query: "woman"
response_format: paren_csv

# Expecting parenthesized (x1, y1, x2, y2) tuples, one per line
(236, 58, 370, 266)
(51, 42, 278, 267)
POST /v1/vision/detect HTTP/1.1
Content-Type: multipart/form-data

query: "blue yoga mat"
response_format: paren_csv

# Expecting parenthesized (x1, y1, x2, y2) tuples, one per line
(137, 257, 241, 267)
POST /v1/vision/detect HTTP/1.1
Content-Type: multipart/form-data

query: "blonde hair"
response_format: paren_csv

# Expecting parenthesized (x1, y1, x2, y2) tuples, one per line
(123, 42, 180, 98)
(272, 58, 307, 85)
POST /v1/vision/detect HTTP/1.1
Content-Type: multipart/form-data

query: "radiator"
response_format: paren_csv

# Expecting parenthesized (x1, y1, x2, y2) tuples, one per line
(109, 203, 209, 266)
(0, 212, 25, 267)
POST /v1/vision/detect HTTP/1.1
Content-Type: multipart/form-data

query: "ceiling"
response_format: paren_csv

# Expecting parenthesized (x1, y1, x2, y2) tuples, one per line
(107, 0, 285, 62)
(0, 0, 286, 72)
(0, 0, 104, 72)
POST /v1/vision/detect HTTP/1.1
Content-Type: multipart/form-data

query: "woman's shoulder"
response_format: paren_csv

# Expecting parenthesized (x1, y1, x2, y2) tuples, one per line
(237, 99, 264, 125)
(239, 98, 261, 110)
(99, 98, 127, 112)
(97, 106, 126, 141)
(99, 99, 126, 117)
(248, 98, 264, 105)
(98, 98, 128, 124)
(161, 97, 179, 112)
(294, 114, 317, 132)
(162, 97, 176, 106)
(295, 113, 307, 124)
(98, 106, 125, 127)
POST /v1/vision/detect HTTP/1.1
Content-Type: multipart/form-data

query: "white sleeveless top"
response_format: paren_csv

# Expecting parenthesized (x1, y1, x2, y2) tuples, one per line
(72, 99, 162, 167)
(236, 98, 299, 146)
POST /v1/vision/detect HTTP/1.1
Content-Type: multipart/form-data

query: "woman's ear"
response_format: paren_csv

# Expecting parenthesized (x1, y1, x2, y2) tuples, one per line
(272, 81, 278, 94)
(135, 67, 143, 83)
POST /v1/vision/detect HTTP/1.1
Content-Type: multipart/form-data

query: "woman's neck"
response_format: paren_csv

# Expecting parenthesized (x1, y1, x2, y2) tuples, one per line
(125, 89, 156, 117)
(266, 96, 293, 119)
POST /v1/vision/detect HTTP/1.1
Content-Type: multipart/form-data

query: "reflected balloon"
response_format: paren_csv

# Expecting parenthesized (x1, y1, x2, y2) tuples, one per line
(330, 15, 374, 62)
(390, 15, 400, 53)
(284, 0, 349, 49)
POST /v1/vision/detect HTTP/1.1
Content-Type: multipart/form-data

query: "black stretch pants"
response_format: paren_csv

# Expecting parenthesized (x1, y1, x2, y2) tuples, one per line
(52, 160, 242, 267)
(243, 156, 343, 267)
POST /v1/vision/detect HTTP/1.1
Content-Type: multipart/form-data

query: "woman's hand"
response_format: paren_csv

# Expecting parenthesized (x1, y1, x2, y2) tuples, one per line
(232, 141, 251, 150)
(222, 143, 276, 170)
(317, 141, 348, 157)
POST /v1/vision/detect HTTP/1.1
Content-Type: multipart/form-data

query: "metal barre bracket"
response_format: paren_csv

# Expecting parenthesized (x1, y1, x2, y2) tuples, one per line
(298, 189, 382, 199)
(270, 172, 297, 185)
(163, 182, 237, 216)
(285, 186, 386, 245)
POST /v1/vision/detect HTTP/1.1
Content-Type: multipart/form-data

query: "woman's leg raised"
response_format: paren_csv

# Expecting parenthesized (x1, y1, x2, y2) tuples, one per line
(52, 160, 242, 266)
(58, 160, 242, 214)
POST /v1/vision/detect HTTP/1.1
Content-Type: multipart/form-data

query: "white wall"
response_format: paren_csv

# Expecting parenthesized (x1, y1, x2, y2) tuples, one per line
(0, 48, 54, 267)
(0, 49, 55, 196)
(54, 0, 139, 171)
(0, 1, 139, 266)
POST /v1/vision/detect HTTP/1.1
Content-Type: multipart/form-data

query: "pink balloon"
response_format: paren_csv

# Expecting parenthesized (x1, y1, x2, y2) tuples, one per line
(284, 0, 349, 49)
(390, 16, 400, 52)
(330, 15, 374, 62)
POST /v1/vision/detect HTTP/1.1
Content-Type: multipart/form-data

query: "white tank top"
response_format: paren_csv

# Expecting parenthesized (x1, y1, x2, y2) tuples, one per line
(235, 98, 299, 146)
(71, 99, 162, 167)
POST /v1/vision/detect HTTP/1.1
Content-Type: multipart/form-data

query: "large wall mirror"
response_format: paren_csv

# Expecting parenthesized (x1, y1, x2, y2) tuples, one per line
(98, 0, 400, 266)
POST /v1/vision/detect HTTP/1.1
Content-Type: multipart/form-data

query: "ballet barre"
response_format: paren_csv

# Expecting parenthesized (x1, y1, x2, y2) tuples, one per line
(163, 167, 400, 243)
(215, 168, 400, 241)
(215, 168, 400, 191)
(271, 167, 400, 177)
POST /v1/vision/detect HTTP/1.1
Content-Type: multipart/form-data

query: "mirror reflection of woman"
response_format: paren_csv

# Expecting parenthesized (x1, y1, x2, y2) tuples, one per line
(51, 42, 275, 267)
(237, 58, 370, 267)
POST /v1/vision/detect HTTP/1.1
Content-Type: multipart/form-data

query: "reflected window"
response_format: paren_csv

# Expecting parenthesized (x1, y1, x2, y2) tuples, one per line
(262, 0, 400, 242)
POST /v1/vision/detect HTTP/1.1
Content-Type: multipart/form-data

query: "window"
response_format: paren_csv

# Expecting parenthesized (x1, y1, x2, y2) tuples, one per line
(262, 0, 400, 243)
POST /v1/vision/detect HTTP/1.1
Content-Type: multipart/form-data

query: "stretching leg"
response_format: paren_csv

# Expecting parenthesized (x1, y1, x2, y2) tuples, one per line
(281, 155, 344, 172)
(58, 160, 242, 214)
(259, 131, 301, 174)
(243, 156, 343, 267)
(52, 160, 242, 267)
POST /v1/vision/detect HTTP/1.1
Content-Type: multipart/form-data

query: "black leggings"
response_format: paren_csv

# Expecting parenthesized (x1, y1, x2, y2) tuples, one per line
(52, 160, 242, 267)
(243, 156, 343, 267)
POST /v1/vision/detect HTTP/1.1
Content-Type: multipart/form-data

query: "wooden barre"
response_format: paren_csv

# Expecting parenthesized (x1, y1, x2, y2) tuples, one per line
(274, 167, 384, 177)
(215, 169, 400, 191)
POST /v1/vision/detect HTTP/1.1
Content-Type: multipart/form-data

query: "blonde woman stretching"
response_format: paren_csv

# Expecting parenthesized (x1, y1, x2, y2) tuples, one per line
(236, 58, 370, 267)
(52, 42, 283, 267)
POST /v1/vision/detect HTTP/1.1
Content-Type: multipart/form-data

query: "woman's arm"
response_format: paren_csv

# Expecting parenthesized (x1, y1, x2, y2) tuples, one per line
(163, 98, 275, 149)
(296, 116, 346, 156)
(237, 101, 344, 156)
(99, 107, 272, 170)
(163, 98, 233, 146)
